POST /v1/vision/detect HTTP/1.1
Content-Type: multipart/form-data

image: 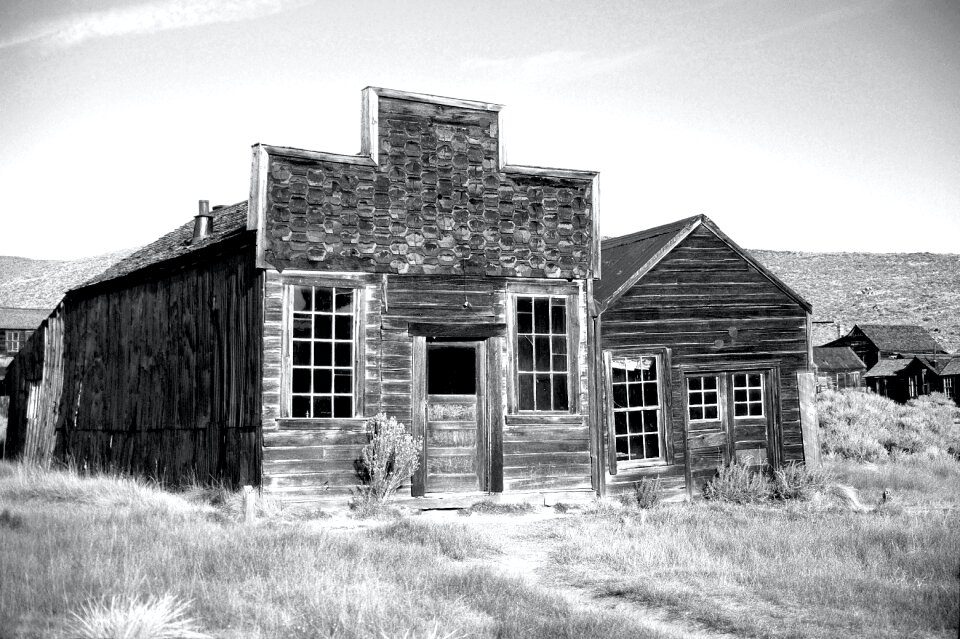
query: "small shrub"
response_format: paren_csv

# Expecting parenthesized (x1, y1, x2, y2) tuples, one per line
(702, 460, 771, 504)
(771, 462, 830, 500)
(0, 508, 24, 530)
(630, 476, 662, 509)
(65, 594, 209, 639)
(353, 414, 422, 515)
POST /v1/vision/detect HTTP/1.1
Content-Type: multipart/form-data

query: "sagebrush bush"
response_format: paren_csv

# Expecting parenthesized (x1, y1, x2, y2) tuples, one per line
(631, 476, 662, 509)
(818, 389, 960, 460)
(702, 460, 771, 504)
(353, 414, 422, 513)
(771, 462, 830, 500)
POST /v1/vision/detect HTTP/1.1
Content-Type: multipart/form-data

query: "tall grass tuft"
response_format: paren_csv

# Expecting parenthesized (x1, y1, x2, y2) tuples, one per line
(65, 594, 209, 639)
(702, 460, 770, 503)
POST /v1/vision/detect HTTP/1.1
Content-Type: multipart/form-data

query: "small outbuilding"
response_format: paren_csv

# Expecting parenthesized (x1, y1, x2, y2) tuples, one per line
(593, 215, 817, 500)
(813, 346, 866, 391)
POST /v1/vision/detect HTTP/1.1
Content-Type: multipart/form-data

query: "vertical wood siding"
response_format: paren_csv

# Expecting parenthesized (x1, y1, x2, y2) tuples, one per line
(3, 306, 63, 463)
(600, 226, 811, 498)
(29, 246, 265, 485)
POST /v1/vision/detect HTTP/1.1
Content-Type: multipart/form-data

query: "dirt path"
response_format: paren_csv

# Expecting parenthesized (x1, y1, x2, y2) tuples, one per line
(441, 512, 738, 639)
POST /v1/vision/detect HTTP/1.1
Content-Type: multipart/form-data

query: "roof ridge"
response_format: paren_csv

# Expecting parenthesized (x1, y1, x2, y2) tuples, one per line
(602, 215, 703, 248)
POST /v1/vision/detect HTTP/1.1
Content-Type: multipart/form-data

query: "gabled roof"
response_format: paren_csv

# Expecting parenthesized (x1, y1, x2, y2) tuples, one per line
(813, 347, 866, 371)
(0, 307, 51, 330)
(77, 202, 249, 291)
(595, 214, 812, 314)
(864, 358, 913, 378)
(940, 357, 960, 376)
(864, 356, 939, 378)
(853, 324, 946, 354)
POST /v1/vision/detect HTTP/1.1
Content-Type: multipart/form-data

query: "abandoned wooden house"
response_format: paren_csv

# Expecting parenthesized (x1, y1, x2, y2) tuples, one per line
(823, 324, 947, 370)
(2, 88, 817, 504)
(813, 346, 866, 391)
(593, 215, 817, 499)
(863, 356, 939, 404)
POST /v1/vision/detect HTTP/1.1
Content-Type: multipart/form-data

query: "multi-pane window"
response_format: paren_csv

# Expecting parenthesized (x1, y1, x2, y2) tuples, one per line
(516, 296, 569, 411)
(944, 378, 955, 398)
(3, 330, 24, 354)
(733, 373, 764, 417)
(611, 356, 662, 462)
(290, 286, 355, 418)
(687, 376, 719, 421)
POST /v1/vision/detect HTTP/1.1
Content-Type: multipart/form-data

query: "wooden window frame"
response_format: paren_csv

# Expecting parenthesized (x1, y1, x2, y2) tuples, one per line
(505, 282, 580, 415)
(606, 352, 668, 467)
(732, 372, 765, 418)
(686, 374, 721, 423)
(281, 280, 366, 420)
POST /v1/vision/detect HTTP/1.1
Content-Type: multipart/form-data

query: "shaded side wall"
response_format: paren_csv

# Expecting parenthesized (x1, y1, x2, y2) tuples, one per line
(599, 226, 811, 498)
(46, 242, 264, 485)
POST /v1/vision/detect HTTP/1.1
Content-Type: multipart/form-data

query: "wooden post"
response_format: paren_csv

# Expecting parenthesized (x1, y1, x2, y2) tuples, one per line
(242, 485, 255, 523)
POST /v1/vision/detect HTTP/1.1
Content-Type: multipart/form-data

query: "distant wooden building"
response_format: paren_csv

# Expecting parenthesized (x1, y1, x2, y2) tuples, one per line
(3, 89, 818, 504)
(823, 324, 947, 370)
(936, 357, 960, 403)
(0, 307, 49, 383)
(813, 346, 866, 391)
(593, 216, 816, 500)
(864, 357, 939, 404)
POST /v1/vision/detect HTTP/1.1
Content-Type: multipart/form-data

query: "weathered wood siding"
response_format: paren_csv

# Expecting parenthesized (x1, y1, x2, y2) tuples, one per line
(261, 272, 593, 501)
(36, 245, 264, 485)
(3, 307, 63, 464)
(257, 94, 596, 280)
(600, 226, 811, 498)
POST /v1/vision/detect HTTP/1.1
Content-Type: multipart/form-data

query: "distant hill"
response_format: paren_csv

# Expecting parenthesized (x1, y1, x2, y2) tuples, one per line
(753, 250, 960, 353)
(0, 247, 956, 353)
(0, 249, 135, 309)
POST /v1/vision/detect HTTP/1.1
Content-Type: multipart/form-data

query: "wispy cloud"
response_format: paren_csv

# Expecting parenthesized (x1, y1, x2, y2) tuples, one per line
(0, 0, 314, 51)
(461, 49, 656, 79)
(735, 1, 887, 47)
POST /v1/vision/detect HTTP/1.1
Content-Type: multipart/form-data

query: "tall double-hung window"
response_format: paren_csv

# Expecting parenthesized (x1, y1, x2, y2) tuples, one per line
(289, 285, 356, 418)
(611, 356, 664, 462)
(515, 295, 570, 411)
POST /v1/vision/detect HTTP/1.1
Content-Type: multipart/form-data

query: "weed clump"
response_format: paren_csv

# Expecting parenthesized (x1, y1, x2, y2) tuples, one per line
(771, 462, 830, 500)
(630, 476, 662, 509)
(462, 500, 535, 515)
(702, 460, 771, 504)
(352, 413, 422, 516)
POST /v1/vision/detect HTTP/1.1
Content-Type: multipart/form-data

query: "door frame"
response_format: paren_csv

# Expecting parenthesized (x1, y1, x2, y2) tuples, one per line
(680, 362, 782, 499)
(411, 335, 504, 496)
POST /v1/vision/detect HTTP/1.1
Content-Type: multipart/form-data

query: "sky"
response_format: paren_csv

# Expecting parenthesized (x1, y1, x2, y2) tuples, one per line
(0, 0, 958, 259)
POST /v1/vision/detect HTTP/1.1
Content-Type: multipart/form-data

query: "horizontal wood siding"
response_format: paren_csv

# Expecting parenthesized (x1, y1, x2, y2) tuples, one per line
(261, 274, 593, 500)
(601, 226, 811, 496)
(47, 246, 263, 486)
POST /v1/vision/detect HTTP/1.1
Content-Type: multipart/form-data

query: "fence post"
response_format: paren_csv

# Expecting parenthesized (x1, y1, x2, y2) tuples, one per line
(242, 485, 255, 523)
